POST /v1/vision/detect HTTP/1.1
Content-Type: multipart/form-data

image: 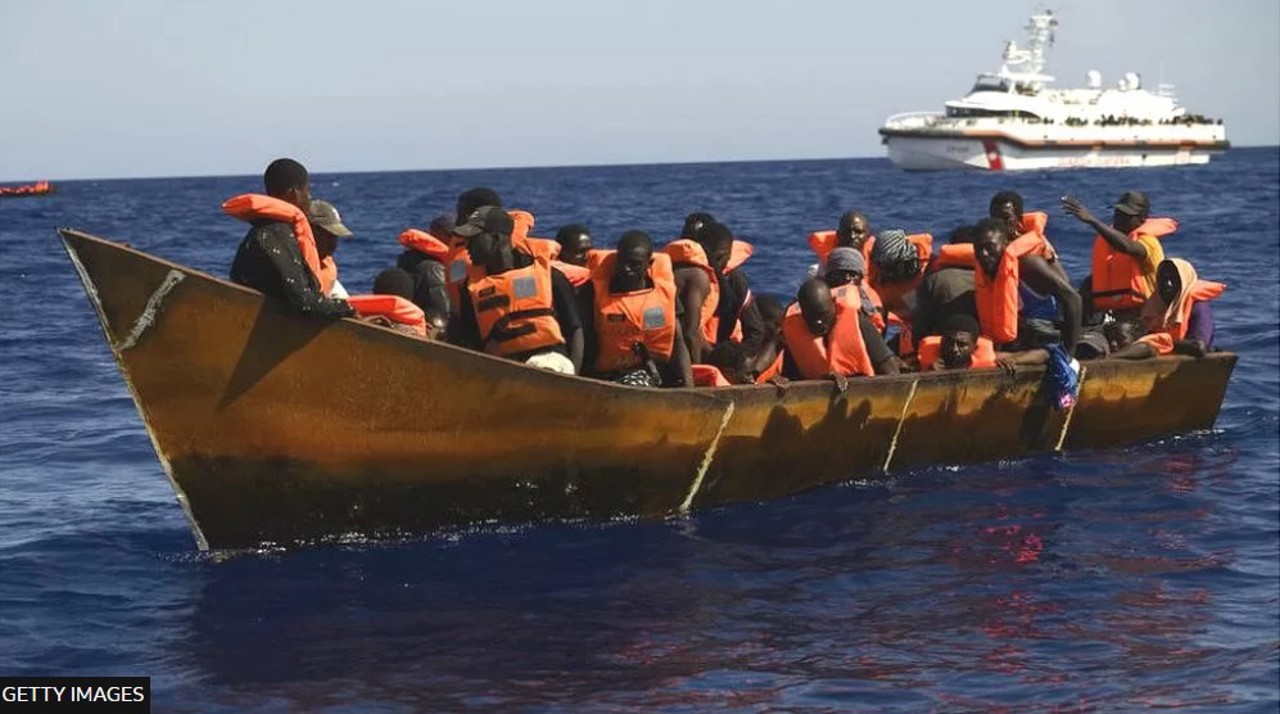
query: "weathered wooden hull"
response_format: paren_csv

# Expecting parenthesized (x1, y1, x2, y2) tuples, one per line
(59, 229, 1236, 551)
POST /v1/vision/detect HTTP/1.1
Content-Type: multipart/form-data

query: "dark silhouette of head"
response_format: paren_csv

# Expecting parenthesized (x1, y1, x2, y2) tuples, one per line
(372, 268, 415, 300)
(797, 278, 835, 337)
(949, 224, 977, 245)
(940, 313, 981, 368)
(989, 191, 1024, 233)
(974, 217, 1014, 279)
(555, 223, 593, 267)
(613, 230, 653, 292)
(456, 187, 503, 223)
(427, 214, 456, 240)
(707, 340, 753, 384)
(1112, 191, 1150, 234)
(823, 247, 865, 289)
(681, 212, 716, 240)
(1156, 259, 1182, 305)
(699, 222, 735, 275)
(263, 158, 310, 210)
(836, 211, 871, 249)
(464, 208, 516, 275)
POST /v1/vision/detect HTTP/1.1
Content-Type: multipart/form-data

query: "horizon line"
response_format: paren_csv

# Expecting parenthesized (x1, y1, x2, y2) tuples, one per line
(4, 144, 1278, 183)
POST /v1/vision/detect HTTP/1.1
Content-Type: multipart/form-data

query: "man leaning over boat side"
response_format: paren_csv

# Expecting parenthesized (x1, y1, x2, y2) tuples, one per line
(1109, 257, 1223, 360)
(780, 278, 895, 387)
(811, 248, 900, 376)
(581, 230, 693, 388)
(913, 225, 978, 341)
(451, 207, 583, 375)
(226, 158, 355, 319)
(1061, 191, 1176, 325)
(972, 217, 1083, 354)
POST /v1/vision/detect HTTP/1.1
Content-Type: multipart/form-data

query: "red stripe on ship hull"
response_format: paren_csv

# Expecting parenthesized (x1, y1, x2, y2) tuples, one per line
(982, 139, 1005, 170)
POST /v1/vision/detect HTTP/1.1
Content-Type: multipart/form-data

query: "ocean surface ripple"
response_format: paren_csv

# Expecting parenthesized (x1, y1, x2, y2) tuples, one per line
(1, 150, 1276, 712)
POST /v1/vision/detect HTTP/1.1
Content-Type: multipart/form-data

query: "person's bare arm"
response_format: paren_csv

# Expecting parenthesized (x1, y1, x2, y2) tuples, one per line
(1109, 342, 1158, 360)
(1061, 196, 1146, 260)
(676, 269, 711, 363)
(670, 321, 694, 387)
(994, 348, 1049, 373)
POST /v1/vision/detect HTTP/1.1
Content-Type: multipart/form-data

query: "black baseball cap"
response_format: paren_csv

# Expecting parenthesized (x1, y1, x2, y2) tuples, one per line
(1112, 191, 1150, 216)
(451, 206, 514, 238)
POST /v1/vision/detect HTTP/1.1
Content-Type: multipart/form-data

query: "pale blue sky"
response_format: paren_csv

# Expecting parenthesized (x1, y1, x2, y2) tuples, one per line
(2, 0, 1277, 180)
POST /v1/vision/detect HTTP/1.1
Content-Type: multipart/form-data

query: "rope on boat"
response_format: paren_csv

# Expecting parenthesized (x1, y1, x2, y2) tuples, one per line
(117, 269, 185, 351)
(679, 400, 736, 514)
(1054, 365, 1088, 451)
(882, 379, 920, 472)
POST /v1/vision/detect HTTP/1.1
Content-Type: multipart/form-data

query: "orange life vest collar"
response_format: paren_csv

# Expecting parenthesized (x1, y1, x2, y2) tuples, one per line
(398, 229, 451, 261)
(347, 294, 427, 336)
(691, 364, 731, 387)
(931, 243, 977, 271)
(223, 194, 322, 285)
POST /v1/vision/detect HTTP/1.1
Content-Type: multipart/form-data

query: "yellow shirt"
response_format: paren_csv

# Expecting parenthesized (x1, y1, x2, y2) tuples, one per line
(1134, 233, 1165, 297)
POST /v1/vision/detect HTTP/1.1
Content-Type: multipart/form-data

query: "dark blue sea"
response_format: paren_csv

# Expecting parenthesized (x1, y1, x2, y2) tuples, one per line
(1, 150, 1277, 712)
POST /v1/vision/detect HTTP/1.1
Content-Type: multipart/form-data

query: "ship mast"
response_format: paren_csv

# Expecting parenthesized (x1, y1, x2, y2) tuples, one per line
(999, 9, 1058, 91)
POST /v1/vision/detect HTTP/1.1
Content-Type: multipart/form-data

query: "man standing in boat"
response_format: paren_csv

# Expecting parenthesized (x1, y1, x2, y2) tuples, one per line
(226, 159, 355, 319)
(1061, 191, 1176, 323)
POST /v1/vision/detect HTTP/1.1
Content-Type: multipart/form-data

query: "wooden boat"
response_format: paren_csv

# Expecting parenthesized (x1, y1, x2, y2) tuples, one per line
(59, 228, 1236, 551)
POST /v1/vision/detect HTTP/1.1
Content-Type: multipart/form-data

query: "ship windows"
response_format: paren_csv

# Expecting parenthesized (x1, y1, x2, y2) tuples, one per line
(946, 107, 1041, 120)
(971, 77, 1010, 93)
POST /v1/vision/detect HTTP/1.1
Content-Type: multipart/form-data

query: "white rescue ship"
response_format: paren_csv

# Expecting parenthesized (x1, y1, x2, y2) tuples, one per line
(878, 10, 1228, 171)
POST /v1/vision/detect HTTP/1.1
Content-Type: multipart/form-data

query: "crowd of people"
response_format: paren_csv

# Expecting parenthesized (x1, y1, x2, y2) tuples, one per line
(225, 158, 1225, 389)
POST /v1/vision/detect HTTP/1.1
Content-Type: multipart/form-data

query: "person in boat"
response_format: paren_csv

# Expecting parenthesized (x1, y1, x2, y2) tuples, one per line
(681, 211, 716, 241)
(1110, 258, 1223, 360)
(666, 230, 719, 364)
(782, 277, 900, 382)
(702, 222, 764, 355)
(913, 225, 977, 341)
(554, 224, 593, 268)
(443, 188, 539, 311)
(867, 227, 934, 354)
(1061, 191, 1174, 323)
(306, 199, 354, 299)
(748, 293, 786, 383)
(973, 217, 1083, 353)
(819, 247, 899, 372)
(227, 158, 354, 319)
(807, 211, 873, 278)
(583, 230, 693, 387)
(989, 191, 1068, 283)
(917, 313, 997, 371)
(395, 213, 454, 326)
(356, 268, 430, 337)
(452, 207, 582, 374)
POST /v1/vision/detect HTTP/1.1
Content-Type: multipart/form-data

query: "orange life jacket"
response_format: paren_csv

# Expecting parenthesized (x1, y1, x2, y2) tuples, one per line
(446, 209, 538, 313)
(974, 232, 1054, 344)
(808, 231, 873, 267)
(398, 228, 451, 261)
(1136, 279, 1224, 355)
(931, 243, 977, 271)
(222, 194, 322, 285)
(467, 254, 566, 357)
(1090, 217, 1178, 311)
(318, 256, 338, 296)
(589, 250, 678, 373)
(1016, 211, 1061, 262)
(347, 294, 428, 336)
(663, 239, 721, 345)
(781, 286, 875, 380)
(707, 241, 753, 343)
(916, 335, 997, 370)
(691, 364, 731, 387)
(542, 241, 592, 286)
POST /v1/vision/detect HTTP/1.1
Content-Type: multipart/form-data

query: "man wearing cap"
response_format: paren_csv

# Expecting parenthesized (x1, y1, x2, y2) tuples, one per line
(1062, 191, 1174, 321)
(396, 213, 455, 322)
(307, 199, 354, 299)
(450, 206, 584, 374)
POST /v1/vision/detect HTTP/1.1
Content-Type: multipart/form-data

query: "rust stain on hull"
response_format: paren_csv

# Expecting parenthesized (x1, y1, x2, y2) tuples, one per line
(58, 229, 1236, 550)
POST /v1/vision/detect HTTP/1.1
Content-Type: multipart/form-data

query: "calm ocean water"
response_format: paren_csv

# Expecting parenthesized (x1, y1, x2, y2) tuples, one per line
(1, 151, 1277, 712)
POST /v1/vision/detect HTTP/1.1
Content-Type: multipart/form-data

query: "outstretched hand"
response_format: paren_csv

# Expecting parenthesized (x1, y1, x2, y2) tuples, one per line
(825, 372, 850, 394)
(996, 354, 1019, 376)
(1060, 196, 1096, 225)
